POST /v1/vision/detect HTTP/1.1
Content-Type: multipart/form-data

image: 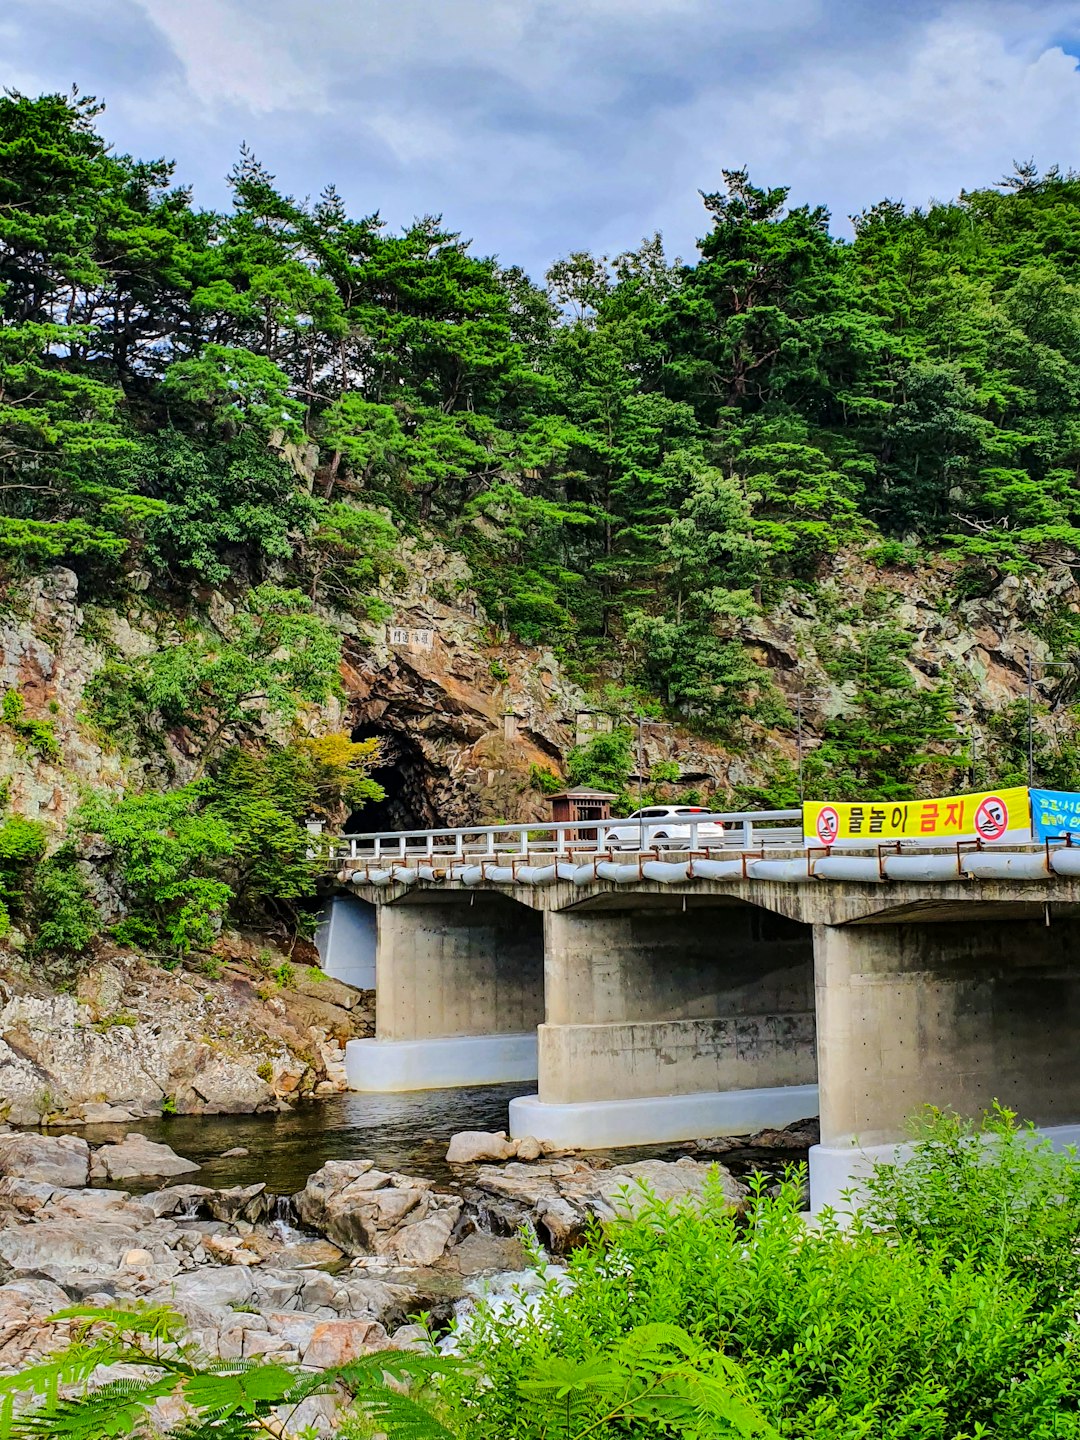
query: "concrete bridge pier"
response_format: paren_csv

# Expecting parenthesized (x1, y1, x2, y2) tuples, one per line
(809, 910, 1080, 1210)
(345, 891, 544, 1091)
(509, 897, 819, 1148)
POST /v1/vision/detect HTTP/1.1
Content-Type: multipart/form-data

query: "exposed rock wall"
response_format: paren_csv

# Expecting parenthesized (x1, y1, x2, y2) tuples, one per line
(0, 951, 372, 1126)
(3, 543, 1078, 842)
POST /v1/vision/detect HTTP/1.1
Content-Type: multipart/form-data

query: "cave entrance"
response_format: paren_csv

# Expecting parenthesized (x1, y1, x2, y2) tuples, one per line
(347, 723, 440, 835)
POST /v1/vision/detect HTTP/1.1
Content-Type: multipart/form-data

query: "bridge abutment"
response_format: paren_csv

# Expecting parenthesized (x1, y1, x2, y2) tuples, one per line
(345, 891, 544, 1090)
(809, 914, 1080, 1209)
(509, 900, 819, 1147)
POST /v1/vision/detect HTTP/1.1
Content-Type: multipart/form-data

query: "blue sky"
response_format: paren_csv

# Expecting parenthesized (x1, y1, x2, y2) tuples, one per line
(5, 0, 1080, 276)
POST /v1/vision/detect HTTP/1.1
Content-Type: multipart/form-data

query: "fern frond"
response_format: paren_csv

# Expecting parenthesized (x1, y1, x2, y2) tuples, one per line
(347, 1386, 460, 1440)
(0, 1342, 129, 1417)
(183, 1363, 305, 1418)
(7, 1375, 182, 1440)
(337, 1352, 460, 1440)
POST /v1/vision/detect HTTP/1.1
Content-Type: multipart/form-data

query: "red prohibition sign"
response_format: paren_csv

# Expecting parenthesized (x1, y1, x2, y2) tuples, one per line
(816, 806, 840, 846)
(974, 794, 1009, 841)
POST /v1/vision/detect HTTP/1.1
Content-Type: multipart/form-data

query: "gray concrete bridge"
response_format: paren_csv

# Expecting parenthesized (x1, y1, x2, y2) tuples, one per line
(324, 810, 1080, 1208)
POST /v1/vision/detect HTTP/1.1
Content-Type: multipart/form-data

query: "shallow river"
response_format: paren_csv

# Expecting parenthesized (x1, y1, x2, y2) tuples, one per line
(70, 1085, 525, 1193)
(65, 1085, 801, 1197)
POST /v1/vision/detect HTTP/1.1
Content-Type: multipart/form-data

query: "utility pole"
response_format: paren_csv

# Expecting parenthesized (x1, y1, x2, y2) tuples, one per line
(636, 712, 645, 813)
(796, 694, 805, 803)
(1025, 653, 1074, 789)
(1027, 650, 1035, 790)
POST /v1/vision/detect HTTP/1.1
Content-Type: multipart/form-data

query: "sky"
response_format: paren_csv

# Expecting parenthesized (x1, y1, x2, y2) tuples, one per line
(5, 0, 1080, 277)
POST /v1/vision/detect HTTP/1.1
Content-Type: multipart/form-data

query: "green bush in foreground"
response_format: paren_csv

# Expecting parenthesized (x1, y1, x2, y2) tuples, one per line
(3, 1108, 1079, 1438)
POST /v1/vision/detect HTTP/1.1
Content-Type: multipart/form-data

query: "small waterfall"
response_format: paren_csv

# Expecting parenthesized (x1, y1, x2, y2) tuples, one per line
(268, 1193, 306, 1245)
(272, 1193, 299, 1226)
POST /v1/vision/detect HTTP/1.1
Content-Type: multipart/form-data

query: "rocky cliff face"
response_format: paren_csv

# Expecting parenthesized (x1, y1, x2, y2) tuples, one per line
(2, 542, 1076, 846)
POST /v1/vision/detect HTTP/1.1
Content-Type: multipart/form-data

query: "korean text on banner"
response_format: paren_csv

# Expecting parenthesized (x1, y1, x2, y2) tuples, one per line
(1031, 789, 1080, 841)
(803, 787, 1032, 847)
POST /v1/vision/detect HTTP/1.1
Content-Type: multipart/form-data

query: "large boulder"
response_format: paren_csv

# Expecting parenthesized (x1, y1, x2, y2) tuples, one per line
(0, 1219, 180, 1276)
(0, 1133, 90, 1188)
(302, 1319, 388, 1367)
(473, 1156, 746, 1253)
(293, 1160, 459, 1262)
(92, 1133, 200, 1182)
(446, 1131, 517, 1165)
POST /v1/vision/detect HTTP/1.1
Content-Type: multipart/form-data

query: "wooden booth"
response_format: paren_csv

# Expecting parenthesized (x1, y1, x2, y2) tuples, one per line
(549, 788, 617, 842)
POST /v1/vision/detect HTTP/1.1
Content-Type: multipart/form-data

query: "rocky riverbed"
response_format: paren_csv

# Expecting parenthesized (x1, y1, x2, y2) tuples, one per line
(0, 1119, 813, 1399)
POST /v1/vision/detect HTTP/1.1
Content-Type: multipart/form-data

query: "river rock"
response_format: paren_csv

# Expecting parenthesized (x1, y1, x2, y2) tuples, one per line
(92, 1133, 200, 1181)
(379, 1203, 461, 1267)
(446, 1130, 517, 1164)
(534, 1195, 590, 1252)
(293, 1160, 454, 1258)
(471, 1155, 746, 1252)
(0, 1219, 180, 1276)
(203, 1183, 270, 1224)
(141, 1184, 215, 1218)
(302, 1318, 388, 1367)
(0, 1133, 90, 1188)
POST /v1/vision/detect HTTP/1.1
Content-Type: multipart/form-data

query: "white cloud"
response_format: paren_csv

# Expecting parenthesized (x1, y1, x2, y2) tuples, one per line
(9, 0, 1080, 273)
(134, 0, 329, 112)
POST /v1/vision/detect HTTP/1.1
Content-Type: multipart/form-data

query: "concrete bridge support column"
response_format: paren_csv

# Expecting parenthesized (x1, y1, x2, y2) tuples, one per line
(509, 900, 819, 1147)
(809, 916, 1080, 1211)
(346, 892, 544, 1091)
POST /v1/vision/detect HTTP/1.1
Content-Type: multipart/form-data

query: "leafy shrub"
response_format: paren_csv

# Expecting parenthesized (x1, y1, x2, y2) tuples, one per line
(566, 727, 634, 805)
(0, 813, 46, 935)
(529, 763, 563, 795)
(1, 690, 61, 762)
(74, 786, 236, 958)
(425, 1121, 1080, 1438)
(73, 733, 383, 957)
(28, 847, 100, 960)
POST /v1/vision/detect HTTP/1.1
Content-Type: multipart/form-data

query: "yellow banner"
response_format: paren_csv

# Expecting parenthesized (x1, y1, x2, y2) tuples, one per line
(803, 787, 1031, 847)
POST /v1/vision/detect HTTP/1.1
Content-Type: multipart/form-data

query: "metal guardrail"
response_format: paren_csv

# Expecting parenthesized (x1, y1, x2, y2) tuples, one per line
(332, 810, 804, 863)
(325, 811, 1080, 891)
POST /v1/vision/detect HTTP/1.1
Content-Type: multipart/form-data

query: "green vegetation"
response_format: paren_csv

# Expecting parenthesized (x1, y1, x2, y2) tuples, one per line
(566, 727, 636, 804)
(0, 814, 46, 937)
(86, 585, 342, 774)
(10, 89, 1080, 957)
(1, 692, 60, 763)
(4, 1109, 1080, 1437)
(71, 734, 381, 958)
(28, 848, 100, 961)
(8, 94, 1080, 757)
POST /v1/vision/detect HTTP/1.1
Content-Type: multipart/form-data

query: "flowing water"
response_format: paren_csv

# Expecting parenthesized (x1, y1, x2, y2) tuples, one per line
(63, 1084, 805, 1196)
(72, 1084, 528, 1193)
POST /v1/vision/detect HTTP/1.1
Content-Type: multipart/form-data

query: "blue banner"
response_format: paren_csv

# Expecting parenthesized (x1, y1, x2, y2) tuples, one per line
(1030, 789, 1080, 840)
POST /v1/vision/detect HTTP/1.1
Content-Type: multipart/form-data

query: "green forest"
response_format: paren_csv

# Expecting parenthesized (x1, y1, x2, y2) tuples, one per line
(9, 93, 1080, 683)
(8, 88, 1080, 946)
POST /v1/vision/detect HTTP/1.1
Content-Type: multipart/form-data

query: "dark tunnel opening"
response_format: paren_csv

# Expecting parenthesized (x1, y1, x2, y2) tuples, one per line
(347, 723, 439, 834)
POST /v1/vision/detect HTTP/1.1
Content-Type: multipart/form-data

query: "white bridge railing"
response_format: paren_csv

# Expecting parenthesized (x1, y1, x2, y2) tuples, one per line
(333, 810, 804, 863)
(328, 809, 1080, 888)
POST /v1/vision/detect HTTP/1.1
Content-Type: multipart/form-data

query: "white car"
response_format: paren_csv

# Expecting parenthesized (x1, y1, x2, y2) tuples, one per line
(604, 806, 731, 851)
